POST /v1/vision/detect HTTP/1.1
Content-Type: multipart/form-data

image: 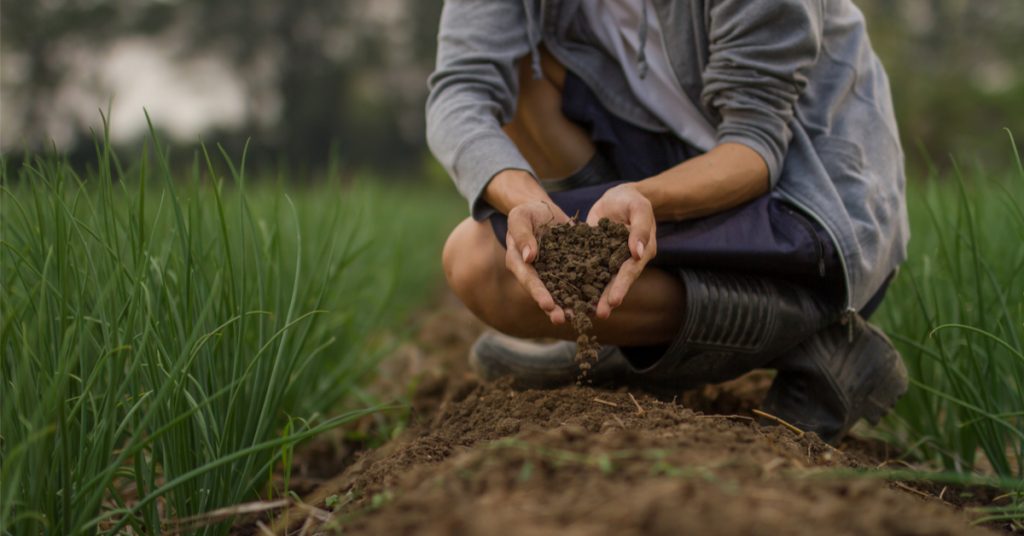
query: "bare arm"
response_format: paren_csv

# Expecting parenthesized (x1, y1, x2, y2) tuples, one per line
(488, 142, 769, 226)
(586, 142, 767, 317)
(579, 0, 823, 315)
(481, 169, 551, 214)
(500, 142, 768, 320)
(634, 142, 769, 222)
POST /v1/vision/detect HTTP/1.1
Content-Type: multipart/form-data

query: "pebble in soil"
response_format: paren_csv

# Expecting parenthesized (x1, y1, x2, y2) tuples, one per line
(534, 217, 631, 382)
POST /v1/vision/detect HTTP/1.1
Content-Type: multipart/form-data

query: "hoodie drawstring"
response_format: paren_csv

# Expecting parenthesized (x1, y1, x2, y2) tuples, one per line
(636, 0, 649, 79)
(522, 0, 543, 80)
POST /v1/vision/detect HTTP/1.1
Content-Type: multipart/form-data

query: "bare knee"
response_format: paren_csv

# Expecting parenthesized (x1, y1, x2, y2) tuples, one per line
(443, 218, 499, 309)
(442, 218, 546, 336)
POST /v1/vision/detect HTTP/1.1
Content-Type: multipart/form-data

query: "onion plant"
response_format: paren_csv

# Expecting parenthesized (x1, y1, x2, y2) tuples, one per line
(876, 132, 1024, 526)
(0, 122, 459, 534)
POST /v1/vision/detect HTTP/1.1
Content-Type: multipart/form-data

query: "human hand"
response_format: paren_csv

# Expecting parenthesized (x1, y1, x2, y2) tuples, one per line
(505, 200, 571, 324)
(586, 183, 657, 319)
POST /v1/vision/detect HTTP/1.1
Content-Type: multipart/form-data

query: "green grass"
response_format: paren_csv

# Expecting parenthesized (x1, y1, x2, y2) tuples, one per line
(0, 129, 462, 535)
(874, 134, 1024, 526)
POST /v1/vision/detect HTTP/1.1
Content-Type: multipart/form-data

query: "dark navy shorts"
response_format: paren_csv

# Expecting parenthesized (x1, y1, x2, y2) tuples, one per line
(489, 72, 890, 317)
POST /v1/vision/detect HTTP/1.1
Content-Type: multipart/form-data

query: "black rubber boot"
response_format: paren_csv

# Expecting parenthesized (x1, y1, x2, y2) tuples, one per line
(469, 330, 630, 389)
(761, 314, 908, 444)
(623, 269, 838, 390)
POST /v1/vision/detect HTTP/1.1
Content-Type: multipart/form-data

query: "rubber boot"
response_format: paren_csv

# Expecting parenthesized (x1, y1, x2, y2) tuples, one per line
(469, 330, 630, 389)
(761, 314, 908, 444)
(623, 269, 838, 390)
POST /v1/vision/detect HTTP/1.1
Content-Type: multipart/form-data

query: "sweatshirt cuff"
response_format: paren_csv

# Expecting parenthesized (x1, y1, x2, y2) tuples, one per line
(450, 133, 535, 220)
(716, 109, 788, 187)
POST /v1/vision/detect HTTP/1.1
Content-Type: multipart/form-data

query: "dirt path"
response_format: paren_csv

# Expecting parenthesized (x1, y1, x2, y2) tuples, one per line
(286, 297, 994, 535)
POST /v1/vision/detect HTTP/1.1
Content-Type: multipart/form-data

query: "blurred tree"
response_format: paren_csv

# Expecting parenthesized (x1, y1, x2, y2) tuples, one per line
(1, 0, 138, 147)
(857, 0, 1024, 171)
(1, 0, 1020, 176)
(157, 0, 443, 174)
(1, 0, 443, 176)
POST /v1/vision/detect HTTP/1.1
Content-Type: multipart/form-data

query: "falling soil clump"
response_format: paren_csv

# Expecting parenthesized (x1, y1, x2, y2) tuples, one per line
(534, 218, 630, 382)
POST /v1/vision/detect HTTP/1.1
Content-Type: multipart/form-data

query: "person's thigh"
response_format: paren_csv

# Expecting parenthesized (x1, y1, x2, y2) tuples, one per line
(443, 217, 685, 346)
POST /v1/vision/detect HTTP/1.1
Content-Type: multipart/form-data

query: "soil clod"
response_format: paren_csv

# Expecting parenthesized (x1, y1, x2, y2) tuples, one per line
(534, 217, 630, 382)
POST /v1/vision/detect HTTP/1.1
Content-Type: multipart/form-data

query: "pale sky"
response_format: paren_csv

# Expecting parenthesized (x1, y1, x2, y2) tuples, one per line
(1, 37, 251, 150)
(99, 38, 249, 144)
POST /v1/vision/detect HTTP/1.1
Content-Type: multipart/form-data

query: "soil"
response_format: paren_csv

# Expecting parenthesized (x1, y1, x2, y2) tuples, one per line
(254, 296, 1008, 535)
(534, 218, 630, 381)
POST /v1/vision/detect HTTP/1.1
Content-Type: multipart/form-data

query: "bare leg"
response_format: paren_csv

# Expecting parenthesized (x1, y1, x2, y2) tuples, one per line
(443, 217, 685, 347)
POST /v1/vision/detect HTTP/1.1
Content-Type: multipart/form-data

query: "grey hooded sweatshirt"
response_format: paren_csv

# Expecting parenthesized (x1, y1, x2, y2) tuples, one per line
(425, 0, 910, 314)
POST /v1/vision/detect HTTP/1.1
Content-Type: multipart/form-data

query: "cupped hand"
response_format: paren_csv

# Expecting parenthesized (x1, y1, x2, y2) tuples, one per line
(585, 183, 657, 319)
(505, 200, 571, 324)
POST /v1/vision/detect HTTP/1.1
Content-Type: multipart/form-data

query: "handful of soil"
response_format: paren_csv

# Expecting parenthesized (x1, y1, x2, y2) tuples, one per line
(534, 217, 631, 383)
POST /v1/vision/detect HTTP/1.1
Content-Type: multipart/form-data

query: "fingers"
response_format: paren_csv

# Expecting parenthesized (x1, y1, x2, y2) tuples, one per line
(506, 235, 566, 324)
(596, 217, 655, 319)
(507, 207, 540, 263)
(584, 187, 657, 319)
(506, 201, 569, 324)
(596, 256, 645, 319)
(584, 186, 654, 261)
(595, 288, 613, 319)
(508, 201, 569, 262)
(627, 197, 655, 260)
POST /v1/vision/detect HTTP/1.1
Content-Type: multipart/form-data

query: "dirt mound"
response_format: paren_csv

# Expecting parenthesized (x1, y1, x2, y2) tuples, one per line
(339, 384, 986, 535)
(280, 298, 993, 535)
(535, 218, 630, 379)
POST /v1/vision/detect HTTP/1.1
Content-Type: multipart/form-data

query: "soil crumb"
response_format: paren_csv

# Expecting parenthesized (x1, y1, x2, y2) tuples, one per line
(535, 218, 630, 382)
(263, 297, 999, 536)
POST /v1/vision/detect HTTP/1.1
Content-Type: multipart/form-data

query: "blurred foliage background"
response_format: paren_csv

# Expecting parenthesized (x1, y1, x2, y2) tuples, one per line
(2, 0, 1022, 178)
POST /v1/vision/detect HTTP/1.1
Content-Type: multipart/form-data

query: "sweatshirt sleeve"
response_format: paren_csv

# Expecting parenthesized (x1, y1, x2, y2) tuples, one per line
(701, 1, 823, 186)
(426, 0, 537, 220)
